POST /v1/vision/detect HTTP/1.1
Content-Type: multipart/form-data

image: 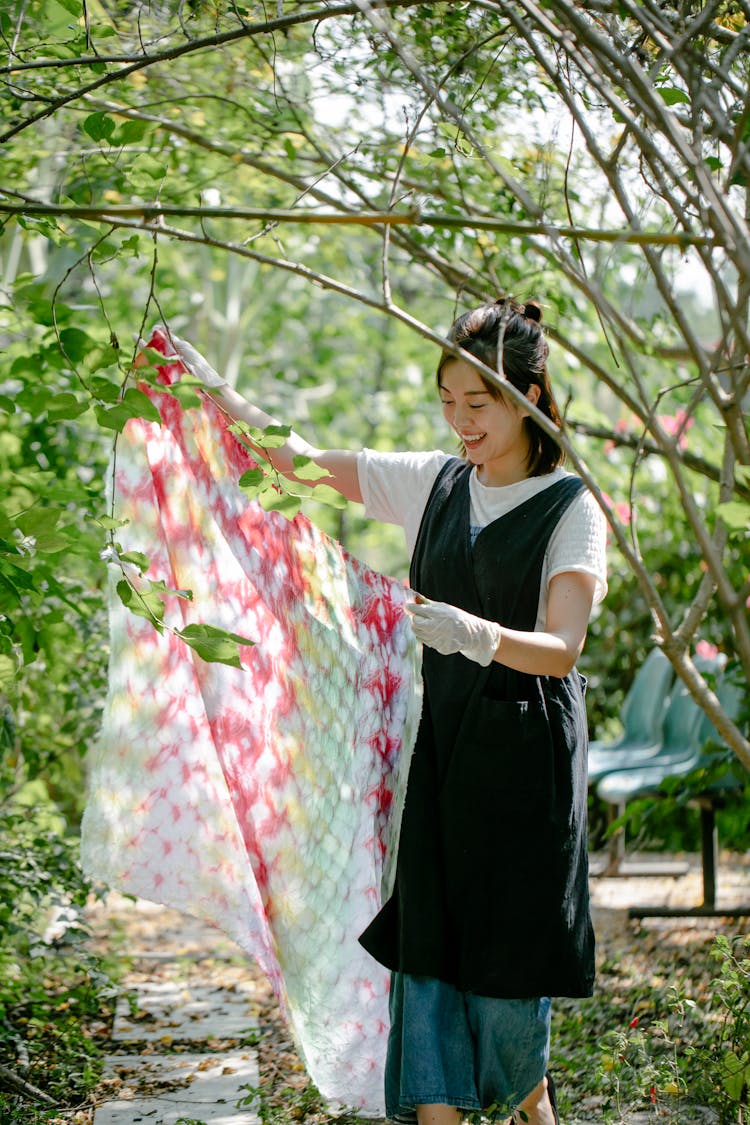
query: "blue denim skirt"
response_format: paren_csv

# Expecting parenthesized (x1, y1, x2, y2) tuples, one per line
(385, 972, 551, 1120)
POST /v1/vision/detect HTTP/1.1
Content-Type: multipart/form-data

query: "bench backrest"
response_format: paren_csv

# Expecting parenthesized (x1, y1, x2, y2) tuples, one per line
(620, 648, 674, 745)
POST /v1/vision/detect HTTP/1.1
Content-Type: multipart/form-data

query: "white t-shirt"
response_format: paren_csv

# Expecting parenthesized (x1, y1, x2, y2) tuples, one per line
(357, 449, 607, 631)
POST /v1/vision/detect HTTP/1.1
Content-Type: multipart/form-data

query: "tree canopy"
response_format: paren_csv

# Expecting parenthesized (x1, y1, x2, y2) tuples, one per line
(1, 0, 749, 772)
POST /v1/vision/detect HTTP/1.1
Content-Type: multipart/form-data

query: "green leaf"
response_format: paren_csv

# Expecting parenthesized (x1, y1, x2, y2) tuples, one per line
(91, 516, 128, 531)
(116, 579, 165, 629)
(87, 344, 120, 373)
(118, 550, 150, 574)
(42, 0, 81, 31)
(135, 155, 167, 180)
(148, 579, 192, 600)
(658, 86, 690, 106)
(166, 381, 203, 410)
(122, 388, 161, 424)
(83, 112, 116, 143)
(90, 375, 122, 403)
(258, 490, 302, 518)
(12, 505, 71, 551)
(247, 423, 292, 449)
(136, 347, 171, 369)
(0, 654, 16, 693)
(95, 404, 134, 432)
(238, 467, 268, 499)
(120, 235, 142, 256)
(716, 500, 749, 532)
(177, 622, 255, 667)
(292, 455, 332, 481)
(308, 483, 347, 509)
(14, 507, 60, 538)
(46, 393, 88, 421)
(15, 386, 53, 418)
(227, 423, 265, 458)
(59, 327, 94, 363)
(720, 1050, 750, 1102)
(113, 119, 153, 146)
(95, 388, 161, 431)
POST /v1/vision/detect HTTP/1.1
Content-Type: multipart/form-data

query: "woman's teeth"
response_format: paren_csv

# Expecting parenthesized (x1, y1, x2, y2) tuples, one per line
(462, 434, 485, 446)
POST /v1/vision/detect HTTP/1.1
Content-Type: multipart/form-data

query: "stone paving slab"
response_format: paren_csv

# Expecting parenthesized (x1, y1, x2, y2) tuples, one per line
(94, 1052, 260, 1124)
(113, 982, 259, 1043)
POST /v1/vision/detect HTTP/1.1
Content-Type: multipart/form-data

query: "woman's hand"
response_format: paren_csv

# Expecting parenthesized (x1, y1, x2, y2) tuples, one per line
(406, 598, 502, 666)
(168, 332, 228, 389)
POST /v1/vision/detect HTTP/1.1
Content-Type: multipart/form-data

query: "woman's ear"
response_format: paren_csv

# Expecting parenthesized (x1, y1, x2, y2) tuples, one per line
(520, 384, 541, 414)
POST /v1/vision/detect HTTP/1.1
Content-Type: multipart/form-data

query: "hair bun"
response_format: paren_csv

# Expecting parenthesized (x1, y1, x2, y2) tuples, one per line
(522, 301, 542, 323)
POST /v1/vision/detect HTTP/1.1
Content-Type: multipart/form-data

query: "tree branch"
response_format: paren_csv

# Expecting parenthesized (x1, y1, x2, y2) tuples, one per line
(0, 1063, 55, 1105)
(568, 421, 750, 502)
(0, 196, 728, 245)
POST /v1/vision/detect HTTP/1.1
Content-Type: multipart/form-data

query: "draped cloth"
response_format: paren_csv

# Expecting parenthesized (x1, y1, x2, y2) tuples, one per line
(80, 329, 423, 1114)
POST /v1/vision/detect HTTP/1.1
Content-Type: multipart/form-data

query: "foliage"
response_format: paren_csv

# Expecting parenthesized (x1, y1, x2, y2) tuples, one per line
(692, 933, 750, 1122)
(0, 774, 116, 1122)
(591, 932, 750, 1125)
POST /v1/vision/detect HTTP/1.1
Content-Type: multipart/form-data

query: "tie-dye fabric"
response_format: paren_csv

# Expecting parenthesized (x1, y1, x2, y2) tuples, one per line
(80, 329, 422, 1114)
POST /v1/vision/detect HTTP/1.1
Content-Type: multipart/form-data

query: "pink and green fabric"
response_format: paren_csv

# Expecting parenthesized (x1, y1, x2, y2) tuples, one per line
(81, 329, 422, 1114)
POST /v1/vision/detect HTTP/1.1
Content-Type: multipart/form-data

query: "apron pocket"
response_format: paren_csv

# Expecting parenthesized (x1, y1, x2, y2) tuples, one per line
(460, 695, 555, 799)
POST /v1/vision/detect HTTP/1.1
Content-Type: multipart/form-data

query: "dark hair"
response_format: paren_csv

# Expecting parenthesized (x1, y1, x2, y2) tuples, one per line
(436, 297, 564, 477)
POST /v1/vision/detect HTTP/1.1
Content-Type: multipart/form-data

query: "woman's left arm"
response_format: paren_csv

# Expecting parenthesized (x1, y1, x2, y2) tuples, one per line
(488, 571, 597, 677)
(408, 570, 597, 678)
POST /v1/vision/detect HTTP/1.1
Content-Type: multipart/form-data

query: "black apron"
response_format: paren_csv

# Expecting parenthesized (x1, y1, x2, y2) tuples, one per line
(359, 460, 596, 999)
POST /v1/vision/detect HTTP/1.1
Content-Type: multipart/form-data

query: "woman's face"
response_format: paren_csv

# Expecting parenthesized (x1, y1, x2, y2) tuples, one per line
(438, 358, 539, 487)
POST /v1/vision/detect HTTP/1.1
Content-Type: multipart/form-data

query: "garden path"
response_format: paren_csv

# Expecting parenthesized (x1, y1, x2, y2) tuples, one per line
(85, 851, 750, 1124)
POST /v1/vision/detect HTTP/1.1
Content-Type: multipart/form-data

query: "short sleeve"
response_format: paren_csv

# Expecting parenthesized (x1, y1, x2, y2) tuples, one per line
(546, 489, 608, 605)
(357, 448, 451, 556)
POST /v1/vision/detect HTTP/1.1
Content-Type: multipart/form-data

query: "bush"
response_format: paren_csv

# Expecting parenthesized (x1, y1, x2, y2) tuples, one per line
(0, 708, 117, 1121)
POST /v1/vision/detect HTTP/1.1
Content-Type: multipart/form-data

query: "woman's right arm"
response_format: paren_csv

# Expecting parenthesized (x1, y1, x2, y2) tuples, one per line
(207, 383, 363, 505)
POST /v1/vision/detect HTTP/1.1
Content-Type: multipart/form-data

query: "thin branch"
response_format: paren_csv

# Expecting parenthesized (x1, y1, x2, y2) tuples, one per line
(569, 421, 750, 501)
(0, 1063, 55, 1105)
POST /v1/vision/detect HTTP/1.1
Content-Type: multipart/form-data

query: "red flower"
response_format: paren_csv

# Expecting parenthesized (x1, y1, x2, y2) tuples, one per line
(629, 1016, 640, 1029)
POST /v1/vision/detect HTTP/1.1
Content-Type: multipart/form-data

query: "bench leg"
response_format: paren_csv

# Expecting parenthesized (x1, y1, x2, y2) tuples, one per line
(605, 801, 625, 875)
(628, 799, 750, 919)
(700, 799, 718, 911)
(593, 801, 689, 880)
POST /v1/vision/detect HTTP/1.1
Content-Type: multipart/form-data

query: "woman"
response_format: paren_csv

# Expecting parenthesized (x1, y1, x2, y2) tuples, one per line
(180, 297, 606, 1125)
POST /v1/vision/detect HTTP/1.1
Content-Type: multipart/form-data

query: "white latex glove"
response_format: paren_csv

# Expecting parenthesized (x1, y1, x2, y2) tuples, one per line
(160, 329, 227, 390)
(407, 598, 502, 666)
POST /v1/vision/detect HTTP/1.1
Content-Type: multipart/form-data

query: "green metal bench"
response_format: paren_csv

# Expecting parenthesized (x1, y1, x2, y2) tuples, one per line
(588, 648, 685, 876)
(595, 662, 749, 918)
(588, 648, 674, 785)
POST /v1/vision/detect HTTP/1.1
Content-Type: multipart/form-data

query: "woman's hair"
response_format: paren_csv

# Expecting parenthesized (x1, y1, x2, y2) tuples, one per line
(436, 297, 564, 477)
